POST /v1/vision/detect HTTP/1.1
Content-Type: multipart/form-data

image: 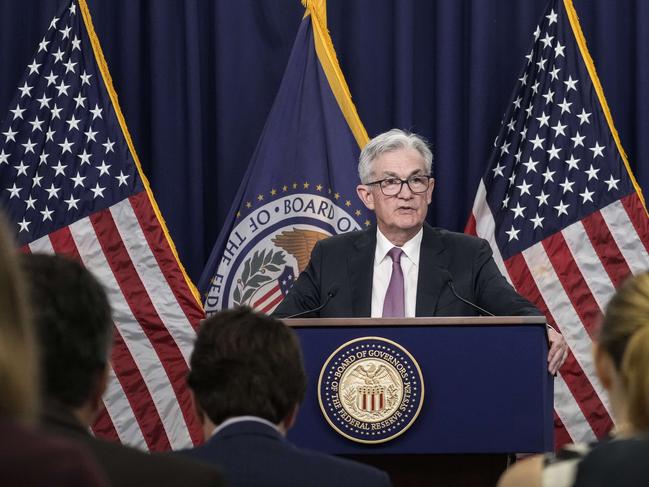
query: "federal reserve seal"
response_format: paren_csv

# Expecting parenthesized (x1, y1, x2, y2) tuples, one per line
(202, 190, 371, 315)
(318, 337, 424, 444)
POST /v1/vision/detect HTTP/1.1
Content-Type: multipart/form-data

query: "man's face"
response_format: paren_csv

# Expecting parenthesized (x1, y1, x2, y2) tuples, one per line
(356, 148, 434, 236)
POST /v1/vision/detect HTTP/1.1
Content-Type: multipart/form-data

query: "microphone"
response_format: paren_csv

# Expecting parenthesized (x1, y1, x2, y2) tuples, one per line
(285, 284, 340, 319)
(439, 269, 495, 317)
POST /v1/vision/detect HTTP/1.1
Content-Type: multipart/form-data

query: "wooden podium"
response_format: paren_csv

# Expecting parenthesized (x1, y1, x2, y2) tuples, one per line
(284, 316, 553, 486)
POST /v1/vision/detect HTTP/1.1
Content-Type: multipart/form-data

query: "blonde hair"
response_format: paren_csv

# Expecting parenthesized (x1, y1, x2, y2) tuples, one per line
(0, 214, 37, 422)
(600, 272, 649, 431)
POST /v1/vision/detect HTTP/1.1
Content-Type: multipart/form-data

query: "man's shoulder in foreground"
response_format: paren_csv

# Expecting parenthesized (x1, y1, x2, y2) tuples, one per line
(41, 403, 224, 487)
(574, 437, 649, 487)
(288, 442, 391, 486)
(88, 438, 225, 487)
(181, 421, 391, 487)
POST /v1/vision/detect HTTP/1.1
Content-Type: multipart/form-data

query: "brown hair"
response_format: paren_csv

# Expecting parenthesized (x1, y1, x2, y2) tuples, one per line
(20, 253, 113, 408)
(600, 272, 649, 431)
(187, 307, 306, 425)
(0, 214, 37, 422)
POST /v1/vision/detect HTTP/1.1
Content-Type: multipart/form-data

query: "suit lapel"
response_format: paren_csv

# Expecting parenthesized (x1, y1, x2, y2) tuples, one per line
(416, 224, 449, 316)
(349, 227, 375, 317)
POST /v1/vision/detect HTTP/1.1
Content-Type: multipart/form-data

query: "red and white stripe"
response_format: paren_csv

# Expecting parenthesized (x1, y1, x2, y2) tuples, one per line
(102, 365, 148, 448)
(468, 180, 649, 446)
(26, 191, 204, 452)
(467, 181, 511, 283)
(253, 283, 284, 314)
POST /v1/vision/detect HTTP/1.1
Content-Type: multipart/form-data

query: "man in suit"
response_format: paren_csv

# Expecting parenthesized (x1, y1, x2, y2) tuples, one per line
(20, 253, 224, 487)
(274, 128, 568, 374)
(181, 306, 392, 487)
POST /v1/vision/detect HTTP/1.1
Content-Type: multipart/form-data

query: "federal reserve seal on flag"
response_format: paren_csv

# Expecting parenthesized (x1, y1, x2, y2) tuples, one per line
(318, 337, 424, 444)
(198, 0, 374, 315)
(203, 189, 366, 315)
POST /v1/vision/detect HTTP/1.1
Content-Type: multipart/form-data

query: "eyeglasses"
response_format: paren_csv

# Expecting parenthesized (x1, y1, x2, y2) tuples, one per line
(366, 175, 433, 196)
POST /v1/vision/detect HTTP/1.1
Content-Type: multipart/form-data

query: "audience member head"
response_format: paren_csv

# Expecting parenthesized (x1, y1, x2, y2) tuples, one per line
(0, 215, 36, 423)
(597, 272, 649, 433)
(20, 253, 112, 425)
(187, 307, 307, 435)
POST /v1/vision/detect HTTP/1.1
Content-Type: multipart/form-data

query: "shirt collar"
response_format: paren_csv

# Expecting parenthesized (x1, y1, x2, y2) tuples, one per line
(210, 415, 280, 438)
(375, 226, 423, 265)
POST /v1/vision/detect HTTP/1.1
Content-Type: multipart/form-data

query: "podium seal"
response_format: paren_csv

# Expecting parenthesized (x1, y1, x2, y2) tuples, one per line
(318, 336, 424, 444)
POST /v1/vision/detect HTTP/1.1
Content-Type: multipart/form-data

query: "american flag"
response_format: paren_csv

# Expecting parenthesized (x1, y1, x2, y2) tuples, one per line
(0, 0, 204, 451)
(466, 0, 649, 447)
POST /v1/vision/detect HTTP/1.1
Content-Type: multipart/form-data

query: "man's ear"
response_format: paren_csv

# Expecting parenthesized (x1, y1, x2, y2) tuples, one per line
(593, 342, 615, 391)
(189, 390, 216, 441)
(281, 403, 300, 433)
(356, 184, 375, 210)
(190, 389, 205, 425)
(85, 364, 109, 423)
(92, 365, 109, 411)
(426, 178, 435, 205)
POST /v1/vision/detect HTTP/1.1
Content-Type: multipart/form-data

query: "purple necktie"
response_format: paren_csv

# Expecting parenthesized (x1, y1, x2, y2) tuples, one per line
(382, 247, 405, 317)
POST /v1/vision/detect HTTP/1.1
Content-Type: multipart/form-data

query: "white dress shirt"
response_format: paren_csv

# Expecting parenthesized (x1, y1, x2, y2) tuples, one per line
(371, 227, 423, 317)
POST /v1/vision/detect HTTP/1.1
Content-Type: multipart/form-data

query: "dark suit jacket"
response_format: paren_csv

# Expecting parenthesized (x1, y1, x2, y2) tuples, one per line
(41, 401, 224, 487)
(274, 223, 540, 317)
(181, 420, 392, 487)
(574, 437, 649, 487)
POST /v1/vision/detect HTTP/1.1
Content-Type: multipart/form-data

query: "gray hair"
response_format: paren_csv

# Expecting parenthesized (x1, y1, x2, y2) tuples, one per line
(358, 129, 433, 184)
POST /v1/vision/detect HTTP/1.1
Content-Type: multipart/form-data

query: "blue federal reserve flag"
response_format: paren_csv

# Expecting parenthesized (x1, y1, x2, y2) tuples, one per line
(199, 1, 371, 315)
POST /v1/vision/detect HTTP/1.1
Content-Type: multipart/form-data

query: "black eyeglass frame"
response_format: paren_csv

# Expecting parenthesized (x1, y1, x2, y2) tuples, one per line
(365, 175, 434, 196)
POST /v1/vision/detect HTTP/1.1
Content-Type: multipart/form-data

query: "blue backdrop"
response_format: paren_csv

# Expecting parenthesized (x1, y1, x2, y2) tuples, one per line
(1, 0, 646, 282)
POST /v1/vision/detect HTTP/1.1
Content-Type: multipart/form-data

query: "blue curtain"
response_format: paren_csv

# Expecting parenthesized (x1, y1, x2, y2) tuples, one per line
(0, 0, 646, 282)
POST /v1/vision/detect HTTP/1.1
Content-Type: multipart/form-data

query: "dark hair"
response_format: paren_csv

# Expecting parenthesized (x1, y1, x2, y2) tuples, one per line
(20, 253, 113, 408)
(187, 307, 307, 425)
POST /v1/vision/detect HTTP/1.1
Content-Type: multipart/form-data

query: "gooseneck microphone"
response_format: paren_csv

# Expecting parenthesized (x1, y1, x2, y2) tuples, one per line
(285, 284, 340, 319)
(439, 269, 495, 317)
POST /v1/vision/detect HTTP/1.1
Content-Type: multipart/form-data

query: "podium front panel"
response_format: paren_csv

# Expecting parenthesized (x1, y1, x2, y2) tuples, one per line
(286, 321, 553, 454)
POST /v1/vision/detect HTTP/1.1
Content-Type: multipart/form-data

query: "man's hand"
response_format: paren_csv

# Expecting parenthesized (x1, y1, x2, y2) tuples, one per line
(547, 327, 568, 375)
